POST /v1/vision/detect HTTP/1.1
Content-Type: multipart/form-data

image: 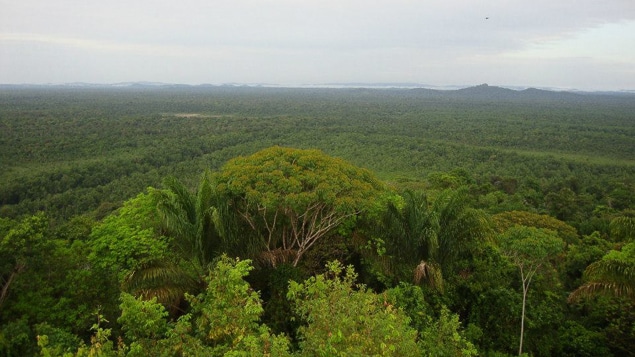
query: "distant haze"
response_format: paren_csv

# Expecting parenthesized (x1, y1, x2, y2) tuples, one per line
(1, 0, 634, 91)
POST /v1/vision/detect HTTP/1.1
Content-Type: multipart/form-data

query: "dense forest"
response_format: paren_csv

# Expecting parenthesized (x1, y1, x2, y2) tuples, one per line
(0, 85, 634, 356)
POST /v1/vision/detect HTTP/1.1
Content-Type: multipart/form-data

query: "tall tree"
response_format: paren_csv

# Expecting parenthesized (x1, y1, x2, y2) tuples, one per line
(214, 146, 391, 267)
(498, 226, 564, 356)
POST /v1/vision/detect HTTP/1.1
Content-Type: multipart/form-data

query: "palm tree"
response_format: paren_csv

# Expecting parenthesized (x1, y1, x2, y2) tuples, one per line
(379, 188, 491, 290)
(123, 172, 236, 312)
(153, 174, 223, 270)
(568, 242, 635, 302)
(609, 213, 635, 242)
(380, 189, 441, 289)
(569, 215, 635, 302)
(432, 188, 492, 271)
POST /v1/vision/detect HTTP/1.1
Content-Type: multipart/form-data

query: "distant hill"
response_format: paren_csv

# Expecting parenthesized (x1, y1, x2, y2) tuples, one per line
(448, 83, 584, 102)
(1, 82, 633, 101)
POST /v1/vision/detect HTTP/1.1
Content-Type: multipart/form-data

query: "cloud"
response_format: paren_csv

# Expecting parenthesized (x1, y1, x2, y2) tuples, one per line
(1, 0, 634, 88)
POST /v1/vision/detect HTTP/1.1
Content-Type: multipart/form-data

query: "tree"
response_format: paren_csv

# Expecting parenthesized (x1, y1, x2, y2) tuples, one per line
(89, 192, 169, 282)
(609, 212, 635, 242)
(214, 146, 390, 267)
(38, 256, 292, 356)
(379, 188, 491, 290)
(498, 226, 564, 356)
(568, 242, 635, 302)
(0, 213, 50, 310)
(287, 261, 421, 356)
(151, 173, 229, 270)
(385, 283, 478, 356)
(87, 191, 195, 313)
(493, 210, 579, 245)
(121, 174, 235, 311)
(568, 213, 635, 302)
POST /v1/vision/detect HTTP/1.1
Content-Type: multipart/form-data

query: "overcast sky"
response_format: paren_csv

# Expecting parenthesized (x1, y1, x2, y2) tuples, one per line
(1, 0, 634, 90)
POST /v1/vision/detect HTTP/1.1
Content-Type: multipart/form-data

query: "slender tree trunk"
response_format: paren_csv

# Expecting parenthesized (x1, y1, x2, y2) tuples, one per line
(519, 282, 528, 356)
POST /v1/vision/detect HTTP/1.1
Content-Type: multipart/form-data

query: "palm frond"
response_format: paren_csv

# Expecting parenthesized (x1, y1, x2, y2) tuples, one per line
(585, 259, 635, 282)
(123, 260, 200, 310)
(568, 282, 635, 303)
(568, 257, 635, 302)
(610, 215, 635, 242)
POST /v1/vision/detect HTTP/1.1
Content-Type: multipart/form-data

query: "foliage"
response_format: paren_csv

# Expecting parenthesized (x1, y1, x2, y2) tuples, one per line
(417, 306, 478, 357)
(561, 231, 613, 291)
(88, 192, 169, 282)
(215, 146, 391, 267)
(0, 213, 50, 310)
(0, 87, 634, 355)
(609, 212, 635, 242)
(151, 174, 228, 270)
(498, 226, 565, 356)
(569, 242, 635, 302)
(287, 261, 421, 356)
(39, 256, 292, 356)
(378, 188, 491, 289)
(493, 210, 579, 245)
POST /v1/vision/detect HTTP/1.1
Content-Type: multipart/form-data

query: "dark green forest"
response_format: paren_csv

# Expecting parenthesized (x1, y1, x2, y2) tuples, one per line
(0, 85, 634, 356)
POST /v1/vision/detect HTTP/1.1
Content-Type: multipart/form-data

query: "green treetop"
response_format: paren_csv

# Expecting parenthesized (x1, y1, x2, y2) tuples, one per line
(214, 146, 392, 267)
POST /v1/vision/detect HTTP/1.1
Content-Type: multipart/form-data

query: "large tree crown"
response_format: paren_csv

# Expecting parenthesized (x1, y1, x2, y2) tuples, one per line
(215, 146, 387, 213)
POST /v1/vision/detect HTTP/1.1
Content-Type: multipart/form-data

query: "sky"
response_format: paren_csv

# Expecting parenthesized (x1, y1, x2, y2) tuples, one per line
(1, 0, 634, 91)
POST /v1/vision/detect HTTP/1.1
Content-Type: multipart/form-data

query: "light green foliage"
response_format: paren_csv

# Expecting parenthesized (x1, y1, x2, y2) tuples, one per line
(498, 226, 565, 267)
(556, 321, 612, 357)
(215, 146, 392, 267)
(89, 192, 169, 281)
(287, 261, 420, 356)
(385, 283, 477, 356)
(34, 323, 83, 357)
(1, 214, 123, 355)
(189, 256, 264, 346)
(121, 256, 291, 356)
(118, 294, 169, 354)
(222, 325, 293, 357)
(493, 211, 579, 245)
(137, 256, 290, 356)
(384, 282, 433, 332)
(71, 312, 125, 357)
(418, 307, 478, 357)
(39, 256, 291, 356)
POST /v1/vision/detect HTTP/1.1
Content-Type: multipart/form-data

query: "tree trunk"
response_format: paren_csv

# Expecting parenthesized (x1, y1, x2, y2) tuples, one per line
(0, 263, 25, 310)
(519, 280, 528, 356)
